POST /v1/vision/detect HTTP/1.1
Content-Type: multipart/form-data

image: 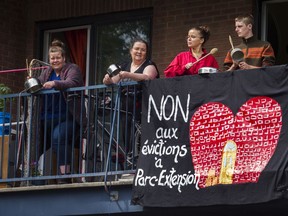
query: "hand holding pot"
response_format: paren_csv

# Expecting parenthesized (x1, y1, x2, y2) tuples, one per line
(118, 71, 130, 79)
(239, 62, 250, 70)
(103, 74, 115, 85)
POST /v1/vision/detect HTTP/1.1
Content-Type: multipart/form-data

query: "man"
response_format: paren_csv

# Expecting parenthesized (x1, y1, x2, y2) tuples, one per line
(223, 14, 275, 71)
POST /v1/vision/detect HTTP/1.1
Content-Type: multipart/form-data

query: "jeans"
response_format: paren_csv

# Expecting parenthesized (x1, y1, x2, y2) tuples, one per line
(42, 117, 77, 166)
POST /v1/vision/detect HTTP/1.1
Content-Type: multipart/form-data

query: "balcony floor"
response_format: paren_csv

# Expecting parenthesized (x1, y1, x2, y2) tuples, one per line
(0, 177, 287, 215)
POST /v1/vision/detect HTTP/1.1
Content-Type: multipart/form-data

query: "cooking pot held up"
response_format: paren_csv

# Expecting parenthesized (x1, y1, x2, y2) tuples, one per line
(24, 77, 42, 94)
(231, 48, 244, 63)
(107, 64, 121, 77)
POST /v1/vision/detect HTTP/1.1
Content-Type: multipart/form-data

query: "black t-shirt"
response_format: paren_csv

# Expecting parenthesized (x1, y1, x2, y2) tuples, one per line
(119, 59, 159, 121)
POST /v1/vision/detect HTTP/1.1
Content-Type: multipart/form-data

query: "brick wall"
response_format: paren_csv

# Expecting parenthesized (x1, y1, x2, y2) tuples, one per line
(0, 0, 255, 92)
(0, 0, 28, 92)
(152, 0, 254, 75)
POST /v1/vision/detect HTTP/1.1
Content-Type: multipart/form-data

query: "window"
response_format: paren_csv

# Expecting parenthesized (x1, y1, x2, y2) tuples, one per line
(96, 19, 151, 84)
(43, 26, 90, 84)
(37, 9, 152, 85)
(261, 1, 288, 65)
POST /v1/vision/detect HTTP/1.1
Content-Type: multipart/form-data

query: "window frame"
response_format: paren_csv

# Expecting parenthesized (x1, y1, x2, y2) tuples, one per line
(36, 8, 153, 85)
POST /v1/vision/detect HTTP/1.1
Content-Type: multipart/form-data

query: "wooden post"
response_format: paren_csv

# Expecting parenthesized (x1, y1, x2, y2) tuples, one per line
(0, 135, 9, 188)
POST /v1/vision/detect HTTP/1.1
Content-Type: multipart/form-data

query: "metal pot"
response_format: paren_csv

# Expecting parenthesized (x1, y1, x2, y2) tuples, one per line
(107, 64, 121, 77)
(198, 67, 218, 74)
(231, 48, 244, 63)
(24, 77, 42, 93)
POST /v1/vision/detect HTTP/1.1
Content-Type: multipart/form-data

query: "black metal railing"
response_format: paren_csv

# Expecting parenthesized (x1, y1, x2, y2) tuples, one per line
(0, 81, 141, 187)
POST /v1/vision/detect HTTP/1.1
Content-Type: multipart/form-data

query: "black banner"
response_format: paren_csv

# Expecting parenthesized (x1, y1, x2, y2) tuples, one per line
(131, 65, 288, 207)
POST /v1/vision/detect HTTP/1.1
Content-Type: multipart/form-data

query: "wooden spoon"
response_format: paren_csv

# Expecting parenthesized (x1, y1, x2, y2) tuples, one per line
(229, 35, 235, 50)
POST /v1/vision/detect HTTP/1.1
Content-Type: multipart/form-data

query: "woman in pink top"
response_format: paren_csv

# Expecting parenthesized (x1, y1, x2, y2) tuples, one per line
(164, 25, 219, 77)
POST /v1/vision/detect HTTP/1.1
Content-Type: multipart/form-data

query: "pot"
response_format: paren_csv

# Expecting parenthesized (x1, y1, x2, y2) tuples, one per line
(107, 64, 121, 77)
(198, 67, 218, 74)
(231, 48, 244, 63)
(24, 77, 42, 93)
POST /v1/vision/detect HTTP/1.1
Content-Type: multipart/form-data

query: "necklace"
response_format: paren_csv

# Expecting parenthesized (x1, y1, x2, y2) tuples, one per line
(131, 60, 146, 72)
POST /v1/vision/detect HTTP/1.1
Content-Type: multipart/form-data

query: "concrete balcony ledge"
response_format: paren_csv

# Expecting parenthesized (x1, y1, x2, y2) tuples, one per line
(0, 178, 133, 193)
(0, 178, 141, 216)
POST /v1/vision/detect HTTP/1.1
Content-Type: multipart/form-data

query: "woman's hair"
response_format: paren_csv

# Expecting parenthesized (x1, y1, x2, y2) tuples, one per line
(49, 39, 66, 57)
(191, 25, 210, 45)
(235, 14, 254, 26)
(130, 37, 149, 52)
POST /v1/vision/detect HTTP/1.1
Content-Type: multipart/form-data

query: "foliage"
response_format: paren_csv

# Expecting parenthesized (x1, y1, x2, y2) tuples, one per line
(96, 19, 151, 84)
(0, 83, 12, 112)
(30, 161, 43, 177)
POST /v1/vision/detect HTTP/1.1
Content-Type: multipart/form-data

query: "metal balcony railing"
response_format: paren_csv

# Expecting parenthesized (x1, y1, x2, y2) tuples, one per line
(0, 81, 141, 188)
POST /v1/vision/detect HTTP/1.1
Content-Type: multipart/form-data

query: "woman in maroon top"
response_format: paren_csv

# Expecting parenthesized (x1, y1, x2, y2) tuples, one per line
(164, 25, 219, 77)
(37, 39, 86, 184)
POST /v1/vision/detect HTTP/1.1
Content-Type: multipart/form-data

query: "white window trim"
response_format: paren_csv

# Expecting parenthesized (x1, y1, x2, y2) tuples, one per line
(43, 25, 91, 85)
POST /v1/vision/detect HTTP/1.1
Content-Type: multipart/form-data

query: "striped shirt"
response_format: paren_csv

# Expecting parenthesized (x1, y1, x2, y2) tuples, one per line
(223, 35, 275, 71)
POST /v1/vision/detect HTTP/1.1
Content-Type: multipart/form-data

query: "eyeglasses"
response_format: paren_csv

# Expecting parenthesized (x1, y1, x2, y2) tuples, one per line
(186, 35, 202, 40)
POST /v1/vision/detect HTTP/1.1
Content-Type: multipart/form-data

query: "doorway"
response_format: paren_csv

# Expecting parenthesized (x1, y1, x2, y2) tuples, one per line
(262, 1, 288, 65)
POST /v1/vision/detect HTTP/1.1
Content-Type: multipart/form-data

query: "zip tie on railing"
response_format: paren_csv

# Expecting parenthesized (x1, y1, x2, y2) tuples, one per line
(0, 66, 48, 74)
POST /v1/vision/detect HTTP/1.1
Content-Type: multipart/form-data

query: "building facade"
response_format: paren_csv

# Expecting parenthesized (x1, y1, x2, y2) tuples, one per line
(0, 0, 264, 92)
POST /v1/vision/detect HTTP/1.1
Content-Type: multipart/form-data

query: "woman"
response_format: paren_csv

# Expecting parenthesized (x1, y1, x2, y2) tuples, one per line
(164, 25, 219, 77)
(37, 39, 86, 184)
(103, 37, 159, 121)
(103, 38, 159, 84)
(103, 38, 159, 172)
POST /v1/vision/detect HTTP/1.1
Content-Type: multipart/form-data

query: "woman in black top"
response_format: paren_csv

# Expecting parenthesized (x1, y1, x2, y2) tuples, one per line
(103, 38, 159, 166)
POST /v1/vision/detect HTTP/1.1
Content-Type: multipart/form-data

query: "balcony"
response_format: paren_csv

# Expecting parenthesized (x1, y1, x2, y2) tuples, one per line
(1, 66, 288, 215)
(0, 81, 143, 215)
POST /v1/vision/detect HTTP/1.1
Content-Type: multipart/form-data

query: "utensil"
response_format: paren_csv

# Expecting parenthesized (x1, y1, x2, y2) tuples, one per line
(228, 35, 244, 63)
(107, 64, 121, 77)
(24, 59, 48, 93)
(191, 48, 218, 67)
(198, 67, 218, 74)
(229, 35, 235, 49)
(231, 48, 244, 63)
(24, 77, 42, 93)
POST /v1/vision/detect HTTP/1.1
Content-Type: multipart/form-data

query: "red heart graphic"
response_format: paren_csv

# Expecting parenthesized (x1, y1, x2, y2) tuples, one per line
(190, 96, 282, 188)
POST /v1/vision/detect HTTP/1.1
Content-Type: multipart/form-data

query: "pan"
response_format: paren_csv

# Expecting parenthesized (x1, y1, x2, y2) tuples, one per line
(229, 35, 244, 63)
(107, 64, 121, 77)
(231, 48, 244, 63)
(198, 67, 218, 74)
(24, 77, 42, 93)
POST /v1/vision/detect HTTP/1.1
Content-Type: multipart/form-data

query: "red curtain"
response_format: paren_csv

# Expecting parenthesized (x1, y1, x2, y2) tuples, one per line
(64, 29, 87, 83)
